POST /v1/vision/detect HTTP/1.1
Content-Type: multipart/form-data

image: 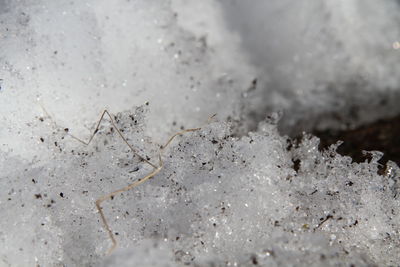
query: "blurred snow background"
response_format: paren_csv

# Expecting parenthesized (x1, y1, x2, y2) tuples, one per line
(0, 0, 399, 266)
(221, 0, 400, 134)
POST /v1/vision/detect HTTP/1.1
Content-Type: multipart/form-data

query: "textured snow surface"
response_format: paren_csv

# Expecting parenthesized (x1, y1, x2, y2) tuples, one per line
(1, 0, 400, 266)
(0, 0, 253, 159)
(1, 106, 399, 266)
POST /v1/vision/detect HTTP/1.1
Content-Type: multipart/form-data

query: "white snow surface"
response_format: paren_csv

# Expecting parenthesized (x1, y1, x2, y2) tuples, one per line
(0, 0, 399, 266)
(221, 0, 400, 134)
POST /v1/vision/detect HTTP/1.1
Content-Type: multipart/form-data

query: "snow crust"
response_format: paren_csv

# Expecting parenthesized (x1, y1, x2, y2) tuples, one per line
(0, 0, 399, 266)
(1, 106, 399, 266)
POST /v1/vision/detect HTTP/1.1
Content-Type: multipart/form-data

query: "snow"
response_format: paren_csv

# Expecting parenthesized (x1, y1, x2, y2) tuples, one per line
(0, 0, 399, 266)
(221, 0, 400, 134)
